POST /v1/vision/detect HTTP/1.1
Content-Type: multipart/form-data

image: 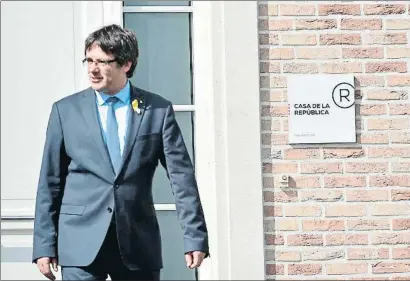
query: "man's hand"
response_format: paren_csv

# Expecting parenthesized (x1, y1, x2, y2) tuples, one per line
(36, 257, 58, 281)
(185, 251, 206, 269)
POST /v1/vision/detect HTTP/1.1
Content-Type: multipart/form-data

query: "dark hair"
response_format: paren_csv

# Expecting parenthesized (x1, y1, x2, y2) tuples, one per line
(84, 24, 139, 78)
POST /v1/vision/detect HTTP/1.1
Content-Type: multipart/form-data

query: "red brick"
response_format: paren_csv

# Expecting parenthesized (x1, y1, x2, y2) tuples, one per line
(341, 19, 382, 30)
(368, 147, 410, 158)
(356, 75, 385, 87)
(326, 205, 366, 217)
(283, 62, 318, 74)
(266, 264, 284, 275)
(301, 163, 342, 174)
(392, 190, 410, 201)
(264, 190, 298, 203)
(262, 133, 288, 145)
(343, 47, 384, 59)
(324, 148, 365, 158)
(393, 248, 410, 260)
(274, 251, 301, 262)
(296, 47, 341, 59)
(392, 162, 410, 173)
(370, 175, 410, 187)
(260, 119, 280, 132)
(364, 33, 407, 45)
(391, 277, 410, 281)
(359, 104, 387, 115)
(265, 234, 284, 245)
(393, 219, 410, 230)
(303, 249, 344, 261)
(258, 3, 278, 16)
(262, 147, 282, 162)
(327, 263, 368, 275)
(348, 248, 389, 260)
(269, 48, 294, 60)
(260, 61, 280, 73)
(262, 176, 274, 188)
(301, 190, 343, 202)
(367, 90, 408, 100)
(259, 34, 279, 46)
(295, 19, 337, 30)
(284, 148, 320, 160)
(320, 34, 361, 45)
(261, 105, 288, 117)
(288, 234, 323, 246)
(262, 163, 297, 173)
(265, 219, 296, 233)
(282, 34, 317, 46)
(274, 219, 299, 231)
(324, 176, 366, 188)
(288, 264, 322, 275)
(269, 76, 287, 88)
(284, 205, 322, 217)
(366, 62, 407, 73)
(364, 4, 406, 15)
(280, 4, 315, 16)
(322, 61, 362, 74)
(267, 19, 293, 31)
(369, 203, 410, 216)
(387, 47, 410, 58)
(346, 190, 389, 202)
(368, 118, 409, 130)
(387, 75, 410, 87)
(358, 133, 389, 144)
(264, 205, 282, 217)
(372, 262, 410, 274)
(302, 220, 344, 231)
(392, 132, 410, 144)
(261, 90, 283, 103)
(318, 4, 360, 15)
(345, 162, 388, 173)
(327, 234, 368, 245)
(390, 104, 410, 115)
(347, 220, 390, 231)
(289, 176, 321, 188)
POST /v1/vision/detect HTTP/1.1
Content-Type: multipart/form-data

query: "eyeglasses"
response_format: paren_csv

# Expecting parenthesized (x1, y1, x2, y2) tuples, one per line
(82, 57, 117, 67)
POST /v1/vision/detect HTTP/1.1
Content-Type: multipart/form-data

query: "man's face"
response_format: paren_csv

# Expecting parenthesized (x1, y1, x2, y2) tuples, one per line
(85, 43, 131, 93)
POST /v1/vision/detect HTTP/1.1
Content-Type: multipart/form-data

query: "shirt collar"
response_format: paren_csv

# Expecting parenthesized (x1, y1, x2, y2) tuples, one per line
(95, 80, 131, 106)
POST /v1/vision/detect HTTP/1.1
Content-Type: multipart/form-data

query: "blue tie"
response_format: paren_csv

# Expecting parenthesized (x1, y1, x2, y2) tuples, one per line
(106, 97, 121, 173)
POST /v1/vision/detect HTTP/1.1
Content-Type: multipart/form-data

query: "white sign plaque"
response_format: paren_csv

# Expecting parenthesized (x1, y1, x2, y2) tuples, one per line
(288, 74, 356, 144)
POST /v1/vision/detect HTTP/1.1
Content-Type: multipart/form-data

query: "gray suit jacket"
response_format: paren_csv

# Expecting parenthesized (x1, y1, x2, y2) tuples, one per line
(32, 84, 209, 270)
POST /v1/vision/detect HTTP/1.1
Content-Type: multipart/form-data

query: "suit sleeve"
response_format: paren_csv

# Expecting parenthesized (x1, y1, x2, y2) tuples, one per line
(159, 102, 209, 257)
(32, 103, 69, 263)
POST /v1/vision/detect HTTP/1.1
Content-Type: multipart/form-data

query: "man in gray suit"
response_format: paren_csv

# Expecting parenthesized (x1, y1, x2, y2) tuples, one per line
(32, 24, 209, 281)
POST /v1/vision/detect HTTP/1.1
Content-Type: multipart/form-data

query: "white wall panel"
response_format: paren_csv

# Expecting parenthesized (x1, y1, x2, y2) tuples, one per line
(1, 2, 75, 279)
(1, 1, 75, 215)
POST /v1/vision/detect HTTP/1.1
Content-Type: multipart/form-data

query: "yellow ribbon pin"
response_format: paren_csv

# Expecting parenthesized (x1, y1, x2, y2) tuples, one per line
(132, 99, 141, 114)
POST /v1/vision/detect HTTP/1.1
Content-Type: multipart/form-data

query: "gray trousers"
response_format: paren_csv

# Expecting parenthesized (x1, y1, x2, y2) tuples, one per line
(61, 218, 160, 281)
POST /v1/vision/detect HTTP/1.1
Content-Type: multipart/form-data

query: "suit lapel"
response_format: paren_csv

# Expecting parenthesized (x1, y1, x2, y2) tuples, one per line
(115, 85, 147, 177)
(79, 88, 115, 178)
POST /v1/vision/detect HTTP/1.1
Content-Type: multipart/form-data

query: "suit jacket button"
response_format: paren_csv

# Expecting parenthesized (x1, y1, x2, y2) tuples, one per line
(107, 207, 113, 213)
(114, 185, 119, 188)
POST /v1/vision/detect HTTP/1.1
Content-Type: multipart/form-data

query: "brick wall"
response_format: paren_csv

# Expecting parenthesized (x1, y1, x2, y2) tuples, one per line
(258, 2, 410, 280)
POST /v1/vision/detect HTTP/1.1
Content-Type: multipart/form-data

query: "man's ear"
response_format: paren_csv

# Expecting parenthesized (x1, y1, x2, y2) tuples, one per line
(124, 61, 132, 73)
